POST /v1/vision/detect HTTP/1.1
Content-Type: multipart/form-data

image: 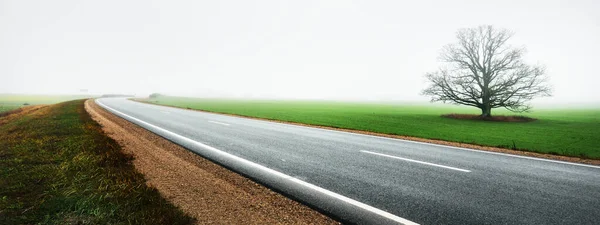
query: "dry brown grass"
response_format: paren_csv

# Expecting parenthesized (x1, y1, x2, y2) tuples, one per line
(0, 105, 46, 126)
(0, 107, 22, 117)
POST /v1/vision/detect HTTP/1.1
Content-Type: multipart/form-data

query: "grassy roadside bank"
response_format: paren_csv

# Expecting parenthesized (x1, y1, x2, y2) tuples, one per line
(0, 94, 94, 113)
(139, 96, 600, 159)
(0, 100, 193, 224)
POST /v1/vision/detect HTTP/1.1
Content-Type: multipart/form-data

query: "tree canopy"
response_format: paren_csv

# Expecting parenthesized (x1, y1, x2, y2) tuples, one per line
(422, 25, 552, 117)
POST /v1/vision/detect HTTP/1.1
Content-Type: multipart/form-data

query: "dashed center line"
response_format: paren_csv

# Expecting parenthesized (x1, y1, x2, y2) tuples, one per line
(208, 120, 230, 126)
(160, 111, 171, 114)
(360, 150, 471, 173)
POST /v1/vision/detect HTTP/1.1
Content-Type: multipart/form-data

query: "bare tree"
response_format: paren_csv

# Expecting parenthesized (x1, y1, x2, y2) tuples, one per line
(422, 25, 551, 117)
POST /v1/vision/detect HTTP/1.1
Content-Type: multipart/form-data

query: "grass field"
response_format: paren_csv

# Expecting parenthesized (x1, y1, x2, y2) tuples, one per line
(0, 94, 94, 113)
(0, 105, 20, 113)
(0, 100, 193, 224)
(140, 96, 600, 159)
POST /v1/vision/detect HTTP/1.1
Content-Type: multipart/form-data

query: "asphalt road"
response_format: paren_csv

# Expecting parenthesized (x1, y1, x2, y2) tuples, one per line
(96, 98, 600, 225)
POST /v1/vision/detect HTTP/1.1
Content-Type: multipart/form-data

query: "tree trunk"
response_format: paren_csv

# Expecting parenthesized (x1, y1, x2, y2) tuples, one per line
(481, 86, 492, 117)
(481, 106, 492, 118)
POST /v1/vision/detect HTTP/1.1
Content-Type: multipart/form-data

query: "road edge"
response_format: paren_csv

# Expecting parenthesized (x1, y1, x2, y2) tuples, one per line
(87, 99, 341, 224)
(131, 98, 600, 166)
(96, 98, 420, 225)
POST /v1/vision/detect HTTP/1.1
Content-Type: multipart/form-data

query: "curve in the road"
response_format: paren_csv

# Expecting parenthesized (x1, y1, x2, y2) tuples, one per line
(96, 98, 600, 225)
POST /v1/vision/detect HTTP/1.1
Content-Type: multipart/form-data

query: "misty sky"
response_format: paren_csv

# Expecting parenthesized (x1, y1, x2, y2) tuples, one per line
(2, 0, 599, 104)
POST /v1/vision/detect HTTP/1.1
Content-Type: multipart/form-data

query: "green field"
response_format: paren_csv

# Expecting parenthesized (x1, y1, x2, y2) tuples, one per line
(0, 94, 94, 113)
(0, 105, 20, 113)
(0, 100, 193, 224)
(140, 96, 600, 159)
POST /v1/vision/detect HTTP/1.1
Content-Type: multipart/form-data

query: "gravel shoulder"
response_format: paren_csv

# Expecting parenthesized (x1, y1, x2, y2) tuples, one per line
(85, 99, 338, 224)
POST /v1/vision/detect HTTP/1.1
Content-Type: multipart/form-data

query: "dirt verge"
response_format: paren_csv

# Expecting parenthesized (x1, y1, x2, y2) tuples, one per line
(133, 99, 600, 166)
(85, 99, 338, 224)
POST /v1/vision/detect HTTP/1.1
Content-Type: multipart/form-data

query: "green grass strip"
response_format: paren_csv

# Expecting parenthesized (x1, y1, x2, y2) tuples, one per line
(143, 96, 600, 159)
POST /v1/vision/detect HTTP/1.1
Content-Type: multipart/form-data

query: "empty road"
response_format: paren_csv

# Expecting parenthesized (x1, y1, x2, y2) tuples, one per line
(96, 98, 600, 225)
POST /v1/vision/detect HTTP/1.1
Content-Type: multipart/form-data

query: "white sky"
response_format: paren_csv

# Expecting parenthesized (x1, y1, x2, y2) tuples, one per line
(1, 0, 599, 104)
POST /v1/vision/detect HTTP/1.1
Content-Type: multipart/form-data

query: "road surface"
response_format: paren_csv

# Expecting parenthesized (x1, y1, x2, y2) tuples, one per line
(96, 98, 600, 225)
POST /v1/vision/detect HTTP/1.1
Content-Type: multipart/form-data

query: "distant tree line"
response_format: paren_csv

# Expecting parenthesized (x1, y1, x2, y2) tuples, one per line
(101, 94, 135, 98)
(149, 93, 163, 99)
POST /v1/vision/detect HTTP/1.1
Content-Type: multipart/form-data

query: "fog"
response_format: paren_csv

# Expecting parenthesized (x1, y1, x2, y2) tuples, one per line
(2, 0, 599, 105)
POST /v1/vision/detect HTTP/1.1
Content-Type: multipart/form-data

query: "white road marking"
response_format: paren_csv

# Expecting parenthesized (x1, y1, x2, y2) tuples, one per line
(130, 98, 600, 170)
(208, 120, 230, 126)
(96, 100, 419, 225)
(161, 111, 171, 114)
(226, 115, 600, 170)
(360, 150, 471, 173)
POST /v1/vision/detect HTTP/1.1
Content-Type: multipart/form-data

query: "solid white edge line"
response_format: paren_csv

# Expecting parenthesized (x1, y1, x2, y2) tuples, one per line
(186, 107, 600, 170)
(128, 98, 600, 170)
(360, 150, 471, 173)
(208, 120, 230, 126)
(96, 99, 419, 225)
